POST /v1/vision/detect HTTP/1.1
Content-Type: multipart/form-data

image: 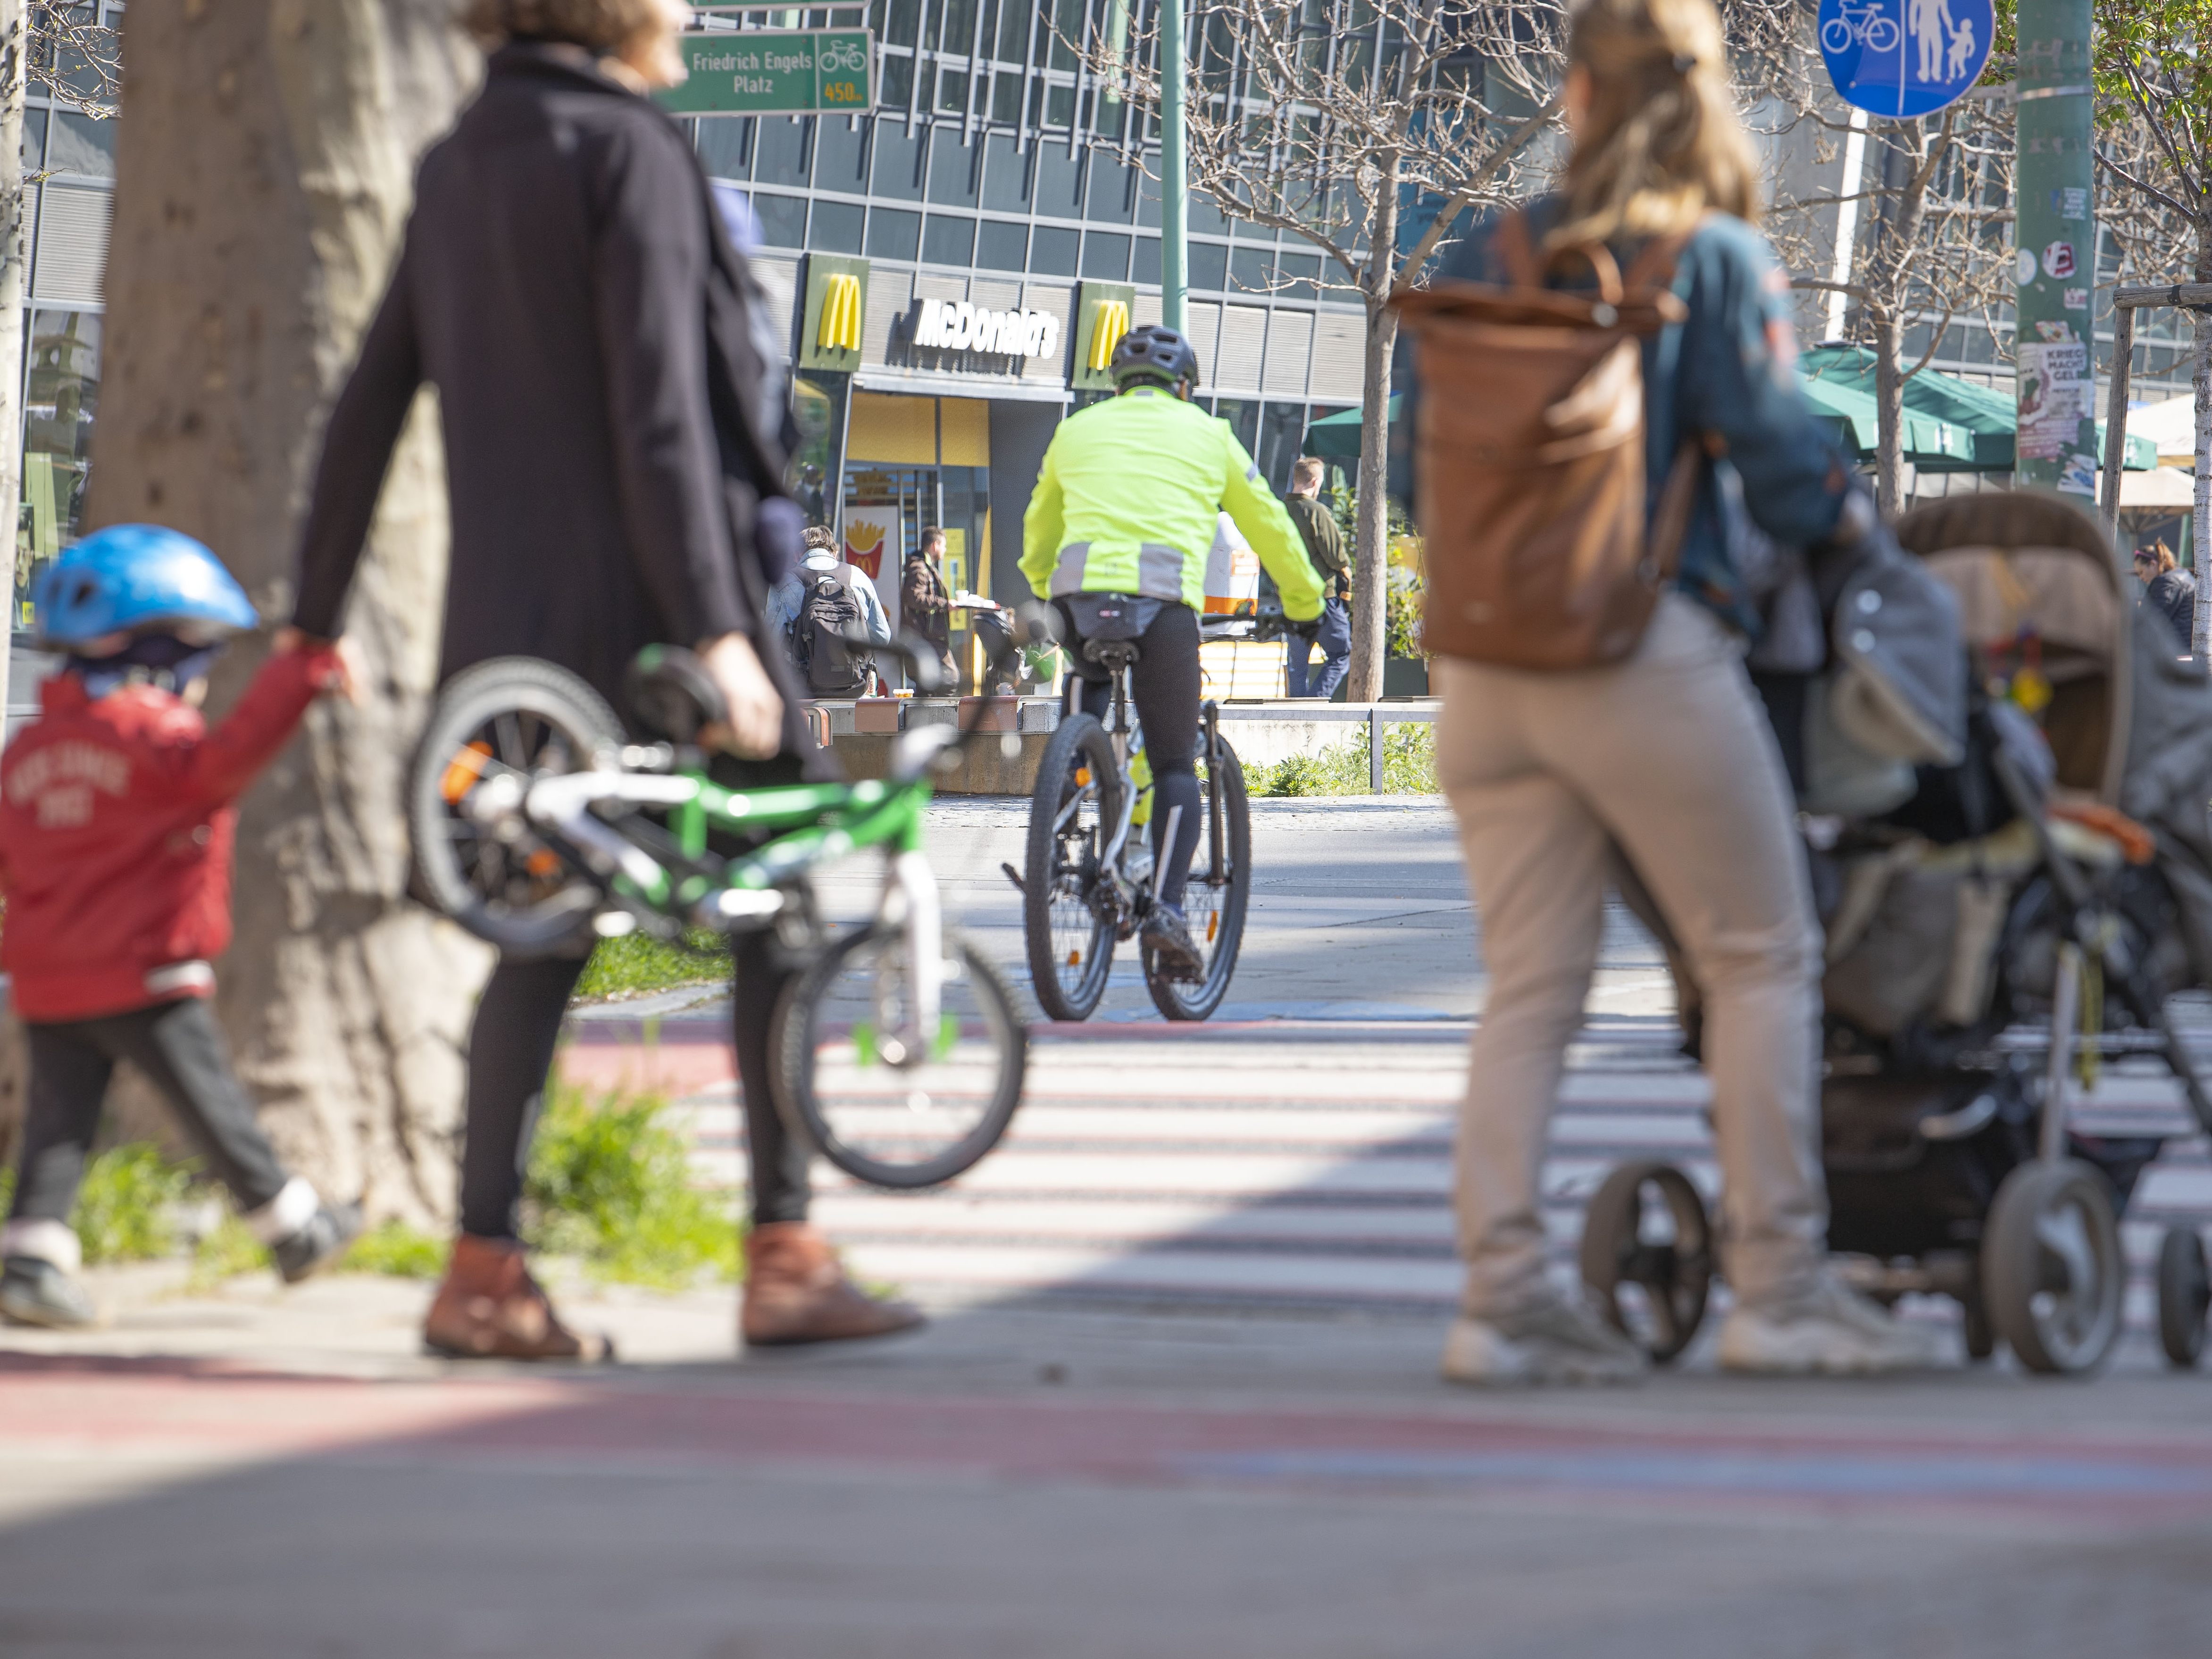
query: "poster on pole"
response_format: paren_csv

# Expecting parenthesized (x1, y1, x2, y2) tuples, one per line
(1817, 0, 1993, 119)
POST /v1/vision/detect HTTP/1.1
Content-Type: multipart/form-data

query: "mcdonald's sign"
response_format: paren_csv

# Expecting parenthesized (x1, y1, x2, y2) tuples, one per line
(1070, 281, 1138, 392)
(817, 273, 863, 354)
(798, 254, 869, 370)
(1086, 299, 1130, 374)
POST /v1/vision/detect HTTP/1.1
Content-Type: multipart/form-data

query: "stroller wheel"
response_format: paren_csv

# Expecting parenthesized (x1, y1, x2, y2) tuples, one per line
(2156, 1226, 2210, 1369)
(1982, 1159, 2125, 1376)
(1578, 1162, 1712, 1365)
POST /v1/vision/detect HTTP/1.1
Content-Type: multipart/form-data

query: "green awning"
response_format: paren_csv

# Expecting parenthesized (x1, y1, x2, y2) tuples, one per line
(1302, 398, 1395, 459)
(1299, 347, 2159, 474)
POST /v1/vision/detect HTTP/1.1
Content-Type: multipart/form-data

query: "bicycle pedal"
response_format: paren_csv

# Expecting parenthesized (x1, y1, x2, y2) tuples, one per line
(1001, 861, 1026, 894)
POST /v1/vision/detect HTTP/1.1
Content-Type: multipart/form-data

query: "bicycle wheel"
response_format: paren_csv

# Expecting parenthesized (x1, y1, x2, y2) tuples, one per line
(409, 656, 623, 959)
(1863, 17, 1899, 52)
(1023, 713, 1122, 1021)
(1819, 17, 1851, 51)
(1144, 736, 1251, 1021)
(772, 927, 1027, 1189)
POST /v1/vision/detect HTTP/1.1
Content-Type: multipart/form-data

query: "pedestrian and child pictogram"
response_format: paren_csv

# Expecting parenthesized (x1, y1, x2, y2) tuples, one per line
(1817, 0, 1994, 118)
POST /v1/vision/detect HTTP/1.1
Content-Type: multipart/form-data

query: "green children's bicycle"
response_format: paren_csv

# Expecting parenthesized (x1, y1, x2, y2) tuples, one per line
(408, 630, 1043, 1190)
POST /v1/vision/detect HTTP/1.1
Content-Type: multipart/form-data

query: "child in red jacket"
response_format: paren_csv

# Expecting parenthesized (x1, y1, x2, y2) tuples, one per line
(0, 525, 360, 1328)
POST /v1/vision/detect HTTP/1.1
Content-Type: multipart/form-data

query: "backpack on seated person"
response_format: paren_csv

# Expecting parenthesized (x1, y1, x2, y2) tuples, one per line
(1390, 210, 1703, 670)
(793, 568, 868, 695)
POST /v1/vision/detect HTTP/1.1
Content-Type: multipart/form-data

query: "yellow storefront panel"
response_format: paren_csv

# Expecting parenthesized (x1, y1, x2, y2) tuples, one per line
(939, 396, 990, 466)
(847, 392, 936, 465)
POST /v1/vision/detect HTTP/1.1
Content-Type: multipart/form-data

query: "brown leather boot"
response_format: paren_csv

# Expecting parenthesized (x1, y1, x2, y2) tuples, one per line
(741, 1223, 924, 1348)
(423, 1234, 615, 1362)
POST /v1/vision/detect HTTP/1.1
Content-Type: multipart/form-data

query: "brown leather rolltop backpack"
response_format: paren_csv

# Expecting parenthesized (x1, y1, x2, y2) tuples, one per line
(1391, 211, 1703, 670)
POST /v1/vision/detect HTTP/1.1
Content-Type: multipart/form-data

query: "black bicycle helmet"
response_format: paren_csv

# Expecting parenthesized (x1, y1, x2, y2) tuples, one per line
(1109, 324, 1201, 392)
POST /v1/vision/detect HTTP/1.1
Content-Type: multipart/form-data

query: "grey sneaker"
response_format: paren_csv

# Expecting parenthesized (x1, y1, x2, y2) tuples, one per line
(271, 1204, 362, 1285)
(0, 1255, 100, 1329)
(1442, 1291, 1650, 1386)
(1142, 902, 1205, 981)
(1719, 1272, 1945, 1375)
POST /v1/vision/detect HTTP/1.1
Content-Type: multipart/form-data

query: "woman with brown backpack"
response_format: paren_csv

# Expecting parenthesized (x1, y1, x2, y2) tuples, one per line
(1399, 0, 1943, 1383)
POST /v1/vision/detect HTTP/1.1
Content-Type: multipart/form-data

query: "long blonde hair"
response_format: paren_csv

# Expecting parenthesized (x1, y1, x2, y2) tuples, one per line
(1548, 0, 1759, 250)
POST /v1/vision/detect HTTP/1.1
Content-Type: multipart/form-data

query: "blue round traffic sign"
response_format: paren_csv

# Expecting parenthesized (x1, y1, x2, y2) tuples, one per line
(1818, 0, 1993, 119)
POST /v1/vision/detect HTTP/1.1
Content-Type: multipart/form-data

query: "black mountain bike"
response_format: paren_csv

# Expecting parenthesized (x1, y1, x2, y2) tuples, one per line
(1018, 611, 1282, 1021)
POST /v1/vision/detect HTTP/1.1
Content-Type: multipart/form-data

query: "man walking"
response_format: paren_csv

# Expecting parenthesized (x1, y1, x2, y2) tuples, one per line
(1281, 459, 1352, 699)
(902, 525, 960, 686)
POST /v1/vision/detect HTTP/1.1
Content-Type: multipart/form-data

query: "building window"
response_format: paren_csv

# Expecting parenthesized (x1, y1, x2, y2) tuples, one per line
(1132, 236, 1161, 285)
(753, 117, 810, 189)
(977, 219, 1027, 271)
(809, 200, 866, 254)
(923, 213, 976, 266)
(1080, 231, 1130, 281)
(1187, 241, 1228, 292)
(754, 192, 806, 248)
(19, 308, 100, 621)
(46, 111, 113, 180)
(867, 206, 922, 261)
(697, 117, 751, 181)
(1230, 246, 1273, 296)
(1029, 225, 1079, 275)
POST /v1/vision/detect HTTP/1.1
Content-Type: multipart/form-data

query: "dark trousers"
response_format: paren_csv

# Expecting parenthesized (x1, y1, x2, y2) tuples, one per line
(8, 999, 291, 1225)
(1056, 599, 1205, 910)
(1285, 596, 1352, 700)
(457, 933, 810, 1240)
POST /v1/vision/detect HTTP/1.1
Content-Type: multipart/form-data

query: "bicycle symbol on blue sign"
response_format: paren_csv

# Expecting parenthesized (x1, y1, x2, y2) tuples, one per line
(1817, 0, 1992, 119)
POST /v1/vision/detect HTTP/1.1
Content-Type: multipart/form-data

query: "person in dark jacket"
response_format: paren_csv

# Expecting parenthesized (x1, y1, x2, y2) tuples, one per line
(1281, 458, 1352, 698)
(2134, 542, 2196, 653)
(288, 0, 918, 1357)
(901, 526, 959, 685)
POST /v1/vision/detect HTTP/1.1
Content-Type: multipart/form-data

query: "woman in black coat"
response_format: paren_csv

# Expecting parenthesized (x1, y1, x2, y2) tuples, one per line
(289, 0, 918, 1357)
(2134, 542, 2197, 653)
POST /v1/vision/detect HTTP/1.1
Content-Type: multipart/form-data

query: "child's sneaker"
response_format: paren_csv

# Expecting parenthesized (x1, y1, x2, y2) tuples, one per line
(270, 1203, 362, 1285)
(0, 1255, 100, 1329)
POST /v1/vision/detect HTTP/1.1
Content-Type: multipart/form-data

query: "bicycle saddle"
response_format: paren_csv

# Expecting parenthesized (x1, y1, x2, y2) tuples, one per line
(626, 645, 727, 744)
(1082, 638, 1141, 669)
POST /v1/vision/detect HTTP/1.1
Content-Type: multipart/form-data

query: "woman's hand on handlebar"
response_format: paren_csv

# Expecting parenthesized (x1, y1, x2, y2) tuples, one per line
(696, 631, 785, 759)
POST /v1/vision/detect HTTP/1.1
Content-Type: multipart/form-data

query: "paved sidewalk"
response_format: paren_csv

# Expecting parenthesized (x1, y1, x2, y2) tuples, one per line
(6, 1270, 2212, 1658)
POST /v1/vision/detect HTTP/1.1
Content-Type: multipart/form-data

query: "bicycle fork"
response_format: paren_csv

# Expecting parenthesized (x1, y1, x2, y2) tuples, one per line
(877, 850, 943, 1069)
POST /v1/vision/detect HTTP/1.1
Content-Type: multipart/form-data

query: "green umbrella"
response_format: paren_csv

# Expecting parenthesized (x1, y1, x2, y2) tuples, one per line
(1301, 399, 1395, 459)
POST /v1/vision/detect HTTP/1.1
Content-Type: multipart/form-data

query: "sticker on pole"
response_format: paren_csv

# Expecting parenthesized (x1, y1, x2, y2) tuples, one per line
(1818, 0, 1993, 119)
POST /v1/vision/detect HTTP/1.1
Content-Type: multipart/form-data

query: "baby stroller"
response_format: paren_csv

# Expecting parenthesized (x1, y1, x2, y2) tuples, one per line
(1582, 492, 2212, 1375)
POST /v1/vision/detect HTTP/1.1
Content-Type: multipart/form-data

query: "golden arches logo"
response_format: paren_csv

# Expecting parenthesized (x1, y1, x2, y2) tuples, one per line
(1086, 299, 1130, 373)
(817, 273, 863, 353)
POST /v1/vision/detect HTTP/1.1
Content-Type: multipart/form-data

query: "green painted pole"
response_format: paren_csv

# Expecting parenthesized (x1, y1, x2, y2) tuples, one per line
(2012, 0, 2095, 500)
(1159, 0, 1187, 333)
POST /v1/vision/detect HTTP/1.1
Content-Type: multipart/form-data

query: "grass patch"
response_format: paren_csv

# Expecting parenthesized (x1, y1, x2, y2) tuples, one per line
(574, 928, 731, 1001)
(188, 1211, 269, 1288)
(74, 1144, 193, 1265)
(344, 1219, 449, 1279)
(524, 1082, 740, 1289)
(1250, 722, 1436, 798)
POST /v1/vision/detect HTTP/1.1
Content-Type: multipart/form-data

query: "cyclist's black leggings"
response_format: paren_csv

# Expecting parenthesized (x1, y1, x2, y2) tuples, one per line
(1057, 599, 1204, 910)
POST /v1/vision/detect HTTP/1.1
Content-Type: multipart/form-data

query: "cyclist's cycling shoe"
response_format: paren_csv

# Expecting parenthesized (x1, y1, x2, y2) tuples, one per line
(1143, 902, 1206, 981)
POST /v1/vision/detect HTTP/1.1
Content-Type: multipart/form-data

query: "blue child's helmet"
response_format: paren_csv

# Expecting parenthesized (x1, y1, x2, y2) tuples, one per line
(33, 524, 258, 653)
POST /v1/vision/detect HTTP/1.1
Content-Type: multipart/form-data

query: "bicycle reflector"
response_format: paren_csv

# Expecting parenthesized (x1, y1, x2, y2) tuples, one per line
(440, 741, 492, 805)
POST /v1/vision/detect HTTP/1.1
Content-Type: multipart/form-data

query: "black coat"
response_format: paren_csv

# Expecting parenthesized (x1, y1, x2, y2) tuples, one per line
(2148, 568, 2198, 650)
(291, 44, 804, 745)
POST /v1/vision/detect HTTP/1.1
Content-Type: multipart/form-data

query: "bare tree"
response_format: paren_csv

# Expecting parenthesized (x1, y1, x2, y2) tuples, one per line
(1768, 91, 2017, 514)
(1081, 0, 1570, 699)
(63, 0, 488, 1223)
(2093, 1, 2212, 656)
(0, 2, 123, 727)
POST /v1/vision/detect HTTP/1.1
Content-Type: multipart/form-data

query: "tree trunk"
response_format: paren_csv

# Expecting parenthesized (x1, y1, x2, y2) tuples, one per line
(1345, 295, 1397, 704)
(1873, 311, 1905, 515)
(0, 0, 24, 710)
(74, 0, 488, 1223)
(2195, 237, 2212, 665)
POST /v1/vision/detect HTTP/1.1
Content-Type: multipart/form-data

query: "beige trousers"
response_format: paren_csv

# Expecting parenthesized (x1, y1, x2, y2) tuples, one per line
(1436, 595, 1828, 1315)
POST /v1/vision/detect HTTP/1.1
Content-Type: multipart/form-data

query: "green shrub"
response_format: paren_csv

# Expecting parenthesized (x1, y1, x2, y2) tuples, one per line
(74, 1144, 192, 1265)
(574, 929, 730, 1001)
(344, 1220, 449, 1279)
(524, 1082, 740, 1289)
(189, 1212, 269, 1285)
(1251, 722, 1436, 798)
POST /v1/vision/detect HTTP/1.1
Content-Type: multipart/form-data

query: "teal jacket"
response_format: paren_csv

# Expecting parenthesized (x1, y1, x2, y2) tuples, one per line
(1395, 200, 1853, 634)
(1021, 388, 1324, 619)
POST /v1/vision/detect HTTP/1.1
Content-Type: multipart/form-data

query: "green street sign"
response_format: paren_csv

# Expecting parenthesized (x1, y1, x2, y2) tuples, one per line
(658, 30, 873, 117)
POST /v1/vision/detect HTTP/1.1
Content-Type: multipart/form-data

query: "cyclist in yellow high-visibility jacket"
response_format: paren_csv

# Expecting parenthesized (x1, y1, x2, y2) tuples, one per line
(1020, 325, 1323, 977)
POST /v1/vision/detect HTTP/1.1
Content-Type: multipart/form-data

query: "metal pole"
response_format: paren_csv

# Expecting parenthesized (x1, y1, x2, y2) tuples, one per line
(2100, 300, 2135, 539)
(1368, 707, 1384, 793)
(2012, 0, 2095, 497)
(1159, 0, 1187, 333)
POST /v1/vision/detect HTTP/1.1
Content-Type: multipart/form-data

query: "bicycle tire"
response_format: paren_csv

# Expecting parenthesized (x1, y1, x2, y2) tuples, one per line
(1023, 713, 1121, 1021)
(771, 927, 1027, 1189)
(409, 656, 624, 960)
(1819, 17, 1851, 52)
(1863, 17, 1898, 52)
(1144, 736, 1251, 1021)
